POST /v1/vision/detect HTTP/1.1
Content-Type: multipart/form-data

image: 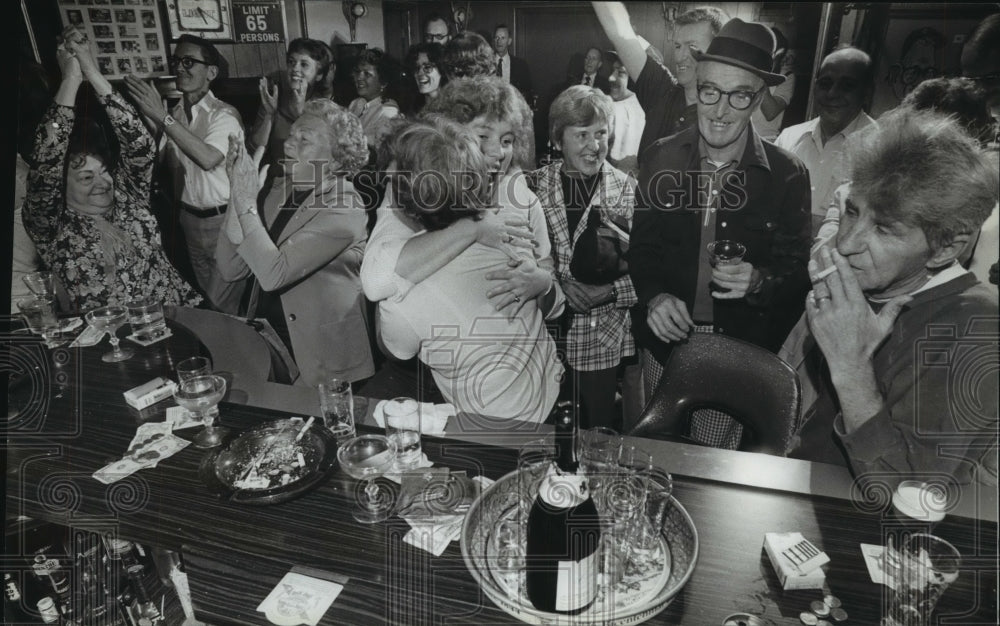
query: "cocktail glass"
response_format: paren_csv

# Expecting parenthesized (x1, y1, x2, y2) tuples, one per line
(23, 271, 57, 299)
(337, 435, 398, 523)
(84, 306, 135, 362)
(173, 374, 229, 448)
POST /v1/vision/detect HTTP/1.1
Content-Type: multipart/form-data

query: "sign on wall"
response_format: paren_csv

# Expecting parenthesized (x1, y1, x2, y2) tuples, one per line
(57, 0, 170, 80)
(231, 0, 285, 44)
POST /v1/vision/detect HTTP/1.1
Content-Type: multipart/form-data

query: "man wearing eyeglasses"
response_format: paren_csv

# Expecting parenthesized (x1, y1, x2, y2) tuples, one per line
(627, 18, 811, 447)
(125, 35, 245, 313)
(775, 47, 876, 237)
(423, 13, 452, 45)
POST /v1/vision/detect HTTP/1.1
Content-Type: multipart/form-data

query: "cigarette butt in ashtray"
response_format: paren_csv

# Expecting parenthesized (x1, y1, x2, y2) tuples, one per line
(295, 416, 316, 442)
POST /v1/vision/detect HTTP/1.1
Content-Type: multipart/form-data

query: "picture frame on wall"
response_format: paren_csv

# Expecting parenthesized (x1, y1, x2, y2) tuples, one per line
(57, 0, 169, 80)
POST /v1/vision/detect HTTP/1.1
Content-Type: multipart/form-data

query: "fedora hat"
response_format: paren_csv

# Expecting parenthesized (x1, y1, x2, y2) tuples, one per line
(692, 18, 785, 86)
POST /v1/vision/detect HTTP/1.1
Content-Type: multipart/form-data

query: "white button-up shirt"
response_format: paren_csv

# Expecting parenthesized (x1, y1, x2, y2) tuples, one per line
(775, 111, 875, 235)
(165, 90, 243, 208)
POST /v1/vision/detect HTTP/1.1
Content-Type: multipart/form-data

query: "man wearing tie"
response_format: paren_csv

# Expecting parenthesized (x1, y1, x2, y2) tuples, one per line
(493, 24, 533, 101)
(578, 47, 611, 93)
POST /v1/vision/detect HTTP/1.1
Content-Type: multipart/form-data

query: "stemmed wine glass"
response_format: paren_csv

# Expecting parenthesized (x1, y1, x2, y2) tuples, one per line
(337, 435, 398, 524)
(84, 305, 134, 362)
(173, 374, 229, 448)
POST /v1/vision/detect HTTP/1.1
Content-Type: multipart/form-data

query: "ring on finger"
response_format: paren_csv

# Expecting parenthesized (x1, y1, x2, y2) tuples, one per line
(506, 234, 514, 244)
(513, 295, 521, 303)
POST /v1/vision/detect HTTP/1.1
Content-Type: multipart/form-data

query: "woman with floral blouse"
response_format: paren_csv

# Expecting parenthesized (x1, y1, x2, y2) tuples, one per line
(23, 26, 201, 313)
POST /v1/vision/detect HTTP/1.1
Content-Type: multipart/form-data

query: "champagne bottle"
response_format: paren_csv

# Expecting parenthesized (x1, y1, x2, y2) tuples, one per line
(525, 401, 602, 614)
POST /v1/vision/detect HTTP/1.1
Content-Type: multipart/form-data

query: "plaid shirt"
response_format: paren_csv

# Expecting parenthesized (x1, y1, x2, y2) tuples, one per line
(530, 161, 637, 371)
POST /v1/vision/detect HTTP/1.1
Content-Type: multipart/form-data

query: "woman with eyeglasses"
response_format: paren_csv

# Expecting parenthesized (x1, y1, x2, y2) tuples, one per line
(348, 48, 401, 147)
(248, 38, 335, 180)
(403, 42, 447, 114)
(24, 26, 201, 312)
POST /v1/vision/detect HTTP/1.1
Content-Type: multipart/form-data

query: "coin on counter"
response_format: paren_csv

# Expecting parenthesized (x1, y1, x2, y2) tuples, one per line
(810, 600, 831, 617)
(823, 594, 842, 608)
(799, 611, 819, 625)
(830, 607, 848, 622)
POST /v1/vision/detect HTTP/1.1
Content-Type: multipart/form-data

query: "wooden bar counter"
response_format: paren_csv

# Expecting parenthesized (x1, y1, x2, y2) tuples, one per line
(5, 310, 997, 625)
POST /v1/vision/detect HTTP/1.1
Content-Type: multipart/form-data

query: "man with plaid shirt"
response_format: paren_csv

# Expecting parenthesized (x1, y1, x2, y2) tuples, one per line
(628, 19, 811, 448)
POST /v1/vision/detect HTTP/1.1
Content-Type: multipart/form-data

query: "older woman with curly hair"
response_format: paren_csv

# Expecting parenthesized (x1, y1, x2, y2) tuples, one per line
(348, 48, 401, 147)
(216, 99, 374, 386)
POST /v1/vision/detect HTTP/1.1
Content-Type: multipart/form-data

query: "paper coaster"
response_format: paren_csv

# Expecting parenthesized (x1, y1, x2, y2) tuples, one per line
(256, 570, 344, 626)
(126, 327, 173, 346)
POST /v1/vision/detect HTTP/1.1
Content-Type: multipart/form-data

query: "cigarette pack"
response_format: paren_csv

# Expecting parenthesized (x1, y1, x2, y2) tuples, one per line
(124, 377, 177, 410)
(763, 532, 827, 590)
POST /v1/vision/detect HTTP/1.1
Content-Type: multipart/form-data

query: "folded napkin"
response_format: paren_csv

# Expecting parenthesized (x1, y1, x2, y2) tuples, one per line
(402, 475, 494, 556)
(372, 400, 453, 436)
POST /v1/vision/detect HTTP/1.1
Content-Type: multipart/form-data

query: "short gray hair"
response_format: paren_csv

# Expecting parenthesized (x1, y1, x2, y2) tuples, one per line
(548, 85, 614, 146)
(848, 108, 999, 251)
(300, 99, 369, 174)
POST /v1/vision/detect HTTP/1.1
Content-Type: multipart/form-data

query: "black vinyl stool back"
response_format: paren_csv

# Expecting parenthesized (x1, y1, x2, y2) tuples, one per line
(629, 334, 800, 456)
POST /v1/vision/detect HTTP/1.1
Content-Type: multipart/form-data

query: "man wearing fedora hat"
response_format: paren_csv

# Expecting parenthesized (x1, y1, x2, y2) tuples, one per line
(628, 18, 812, 448)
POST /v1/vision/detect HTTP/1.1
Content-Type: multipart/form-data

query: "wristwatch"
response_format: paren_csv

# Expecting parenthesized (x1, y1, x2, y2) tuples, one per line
(241, 204, 258, 216)
(162, 113, 176, 128)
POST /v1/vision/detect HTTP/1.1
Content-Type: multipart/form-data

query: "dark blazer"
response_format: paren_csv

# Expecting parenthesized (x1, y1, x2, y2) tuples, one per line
(508, 55, 533, 100)
(628, 124, 812, 365)
(560, 73, 610, 96)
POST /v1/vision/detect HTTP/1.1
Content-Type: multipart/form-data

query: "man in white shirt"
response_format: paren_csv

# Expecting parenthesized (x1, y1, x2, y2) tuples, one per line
(774, 47, 875, 236)
(492, 24, 533, 100)
(605, 51, 644, 177)
(125, 35, 245, 312)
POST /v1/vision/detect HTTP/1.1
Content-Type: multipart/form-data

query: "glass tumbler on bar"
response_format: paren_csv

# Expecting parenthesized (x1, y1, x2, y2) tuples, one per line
(176, 356, 212, 383)
(383, 397, 422, 470)
(318, 377, 355, 443)
(882, 533, 961, 626)
(126, 297, 167, 342)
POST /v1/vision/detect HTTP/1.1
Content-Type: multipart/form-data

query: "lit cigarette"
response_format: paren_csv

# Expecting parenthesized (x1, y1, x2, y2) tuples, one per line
(813, 265, 839, 281)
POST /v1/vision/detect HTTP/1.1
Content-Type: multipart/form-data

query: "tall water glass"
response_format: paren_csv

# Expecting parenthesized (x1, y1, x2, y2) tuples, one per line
(318, 378, 355, 443)
(383, 397, 422, 470)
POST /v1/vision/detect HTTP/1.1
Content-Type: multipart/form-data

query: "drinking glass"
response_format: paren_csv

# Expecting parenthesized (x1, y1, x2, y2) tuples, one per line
(383, 397, 422, 471)
(579, 427, 622, 502)
(176, 356, 212, 383)
(84, 306, 134, 362)
(17, 298, 59, 335)
(882, 533, 961, 626)
(337, 435, 398, 523)
(22, 271, 57, 299)
(707, 240, 747, 267)
(173, 374, 229, 448)
(125, 297, 167, 342)
(318, 378, 355, 443)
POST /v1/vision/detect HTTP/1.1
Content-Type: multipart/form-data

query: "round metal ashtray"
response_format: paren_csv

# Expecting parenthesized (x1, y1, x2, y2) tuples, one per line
(460, 468, 699, 625)
(199, 418, 338, 505)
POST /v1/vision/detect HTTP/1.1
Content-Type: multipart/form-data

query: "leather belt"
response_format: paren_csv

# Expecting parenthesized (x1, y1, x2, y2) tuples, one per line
(181, 202, 227, 218)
